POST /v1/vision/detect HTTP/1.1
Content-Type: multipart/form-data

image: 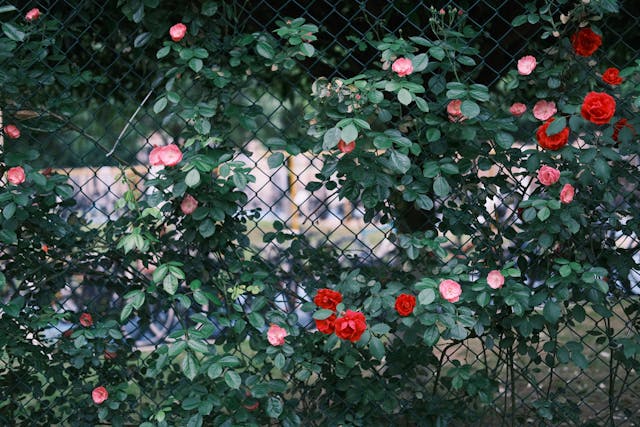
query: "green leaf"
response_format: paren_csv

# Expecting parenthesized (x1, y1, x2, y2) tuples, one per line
(201, 1, 218, 16)
(476, 292, 490, 307)
(0, 6, 18, 13)
(397, 88, 412, 105)
(415, 97, 429, 112)
(185, 169, 201, 187)
(134, 32, 151, 48)
(323, 127, 342, 150)
(460, 100, 480, 119)
(495, 132, 514, 149)
(341, 124, 358, 143)
(546, 117, 566, 136)
(267, 152, 284, 168)
(153, 97, 168, 114)
(0, 272, 6, 290)
(433, 176, 451, 198)
(456, 55, 476, 66)
(313, 309, 334, 320)
(300, 42, 315, 57)
(157, 46, 170, 59)
(189, 58, 203, 73)
(418, 288, 436, 306)
(386, 150, 411, 174)
(224, 370, 242, 389)
(423, 325, 440, 346)
(537, 207, 550, 222)
(199, 219, 215, 238)
(207, 363, 222, 378)
(256, 41, 275, 59)
(187, 339, 209, 354)
(266, 396, 284, 418)
(428, 46, 445, 61)
(181, 353, 198, 381)
(411, 53, 429, 72)
(2, 23, 25, 42)
(370, 323, 391, 335)
(543, 301, 562, 324)
(369, 337, 385, 360)
(247, 312, 265, 329)
(3, 203, 16, 220)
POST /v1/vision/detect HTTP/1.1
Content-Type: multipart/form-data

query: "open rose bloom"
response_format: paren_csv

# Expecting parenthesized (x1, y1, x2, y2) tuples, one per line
(92, 386, 108, 404)
(334, 310, 367, 342)
(170, 23, 187, 41)
(391, 57, 414, 77)
(537, 165, 560, 186)
(560, 183, 575, 204)
(439, 279, 462, 303)
(533, 100, 557, 121)
(517, 55, 537, 75)
(7, 167, 26, 185)
(267, 324, 287, 346)
(509, 103, 527, 117)
(149, 144, 183, 167)
(581, 91, 616, 125)
(487, 270, 505, 289)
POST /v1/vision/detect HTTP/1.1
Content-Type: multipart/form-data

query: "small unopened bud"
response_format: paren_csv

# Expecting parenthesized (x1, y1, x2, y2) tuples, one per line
(439, 8, 445, 15)
(552, 31, 560, 38)
(560, 14, 569, 24)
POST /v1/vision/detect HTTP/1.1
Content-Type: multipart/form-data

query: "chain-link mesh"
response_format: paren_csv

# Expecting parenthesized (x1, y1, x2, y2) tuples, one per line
(2, 0, 640, 425)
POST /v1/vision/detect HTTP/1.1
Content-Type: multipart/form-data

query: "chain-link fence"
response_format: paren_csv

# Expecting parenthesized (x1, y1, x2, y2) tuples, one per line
(2, 0, 640, 425)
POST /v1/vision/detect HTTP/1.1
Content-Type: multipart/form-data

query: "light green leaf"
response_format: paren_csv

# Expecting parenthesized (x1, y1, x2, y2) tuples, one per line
(341, 124, 358, 143)
(418, 288, 436, 306)
(397, 88, 412, 105)
(181, 353, 198, 381)
(224, 370, 242, 389)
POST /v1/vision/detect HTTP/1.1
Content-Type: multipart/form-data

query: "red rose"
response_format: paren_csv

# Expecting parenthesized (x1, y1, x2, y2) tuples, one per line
(334, 310, 367, 342)
(602, 67, 623, 85)
(394, 294, 416, 317)
(536, 118, 569, 150)
(581, 92, 616, 125)
(3, 124, 20, 139)
(315, 314, 336, 334)
(79, 312, 93, 327)
(571, 28, 602, 57)
(92, 386, 108, 404)
(337, 139, 356, 154)
(313, 288, 342, 311)
(612, 118, 635, 143)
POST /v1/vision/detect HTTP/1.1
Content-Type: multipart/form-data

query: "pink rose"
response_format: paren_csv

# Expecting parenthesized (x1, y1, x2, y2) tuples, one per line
(532, 100, 557, 121)
(487, 270, 505, 289)
(149, 144, 183, 167)
(181, 194, 198, 215)
(7, 167, 26, 185)
(92, 386, 108, 404)
(439, 279, 462, 303)
(169, 23, 187, 42)
(25, 8, 41, 21)
(537, 165, 560, 186)
(560, 183, 575, 204)
(267, 324, 287, 346)
(447, 99, 466, 122)
(517, 55, 537, 75)
(3, 124, 20, 139)
(391, 58, 414, 77)
(509, 103, 527, 117)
